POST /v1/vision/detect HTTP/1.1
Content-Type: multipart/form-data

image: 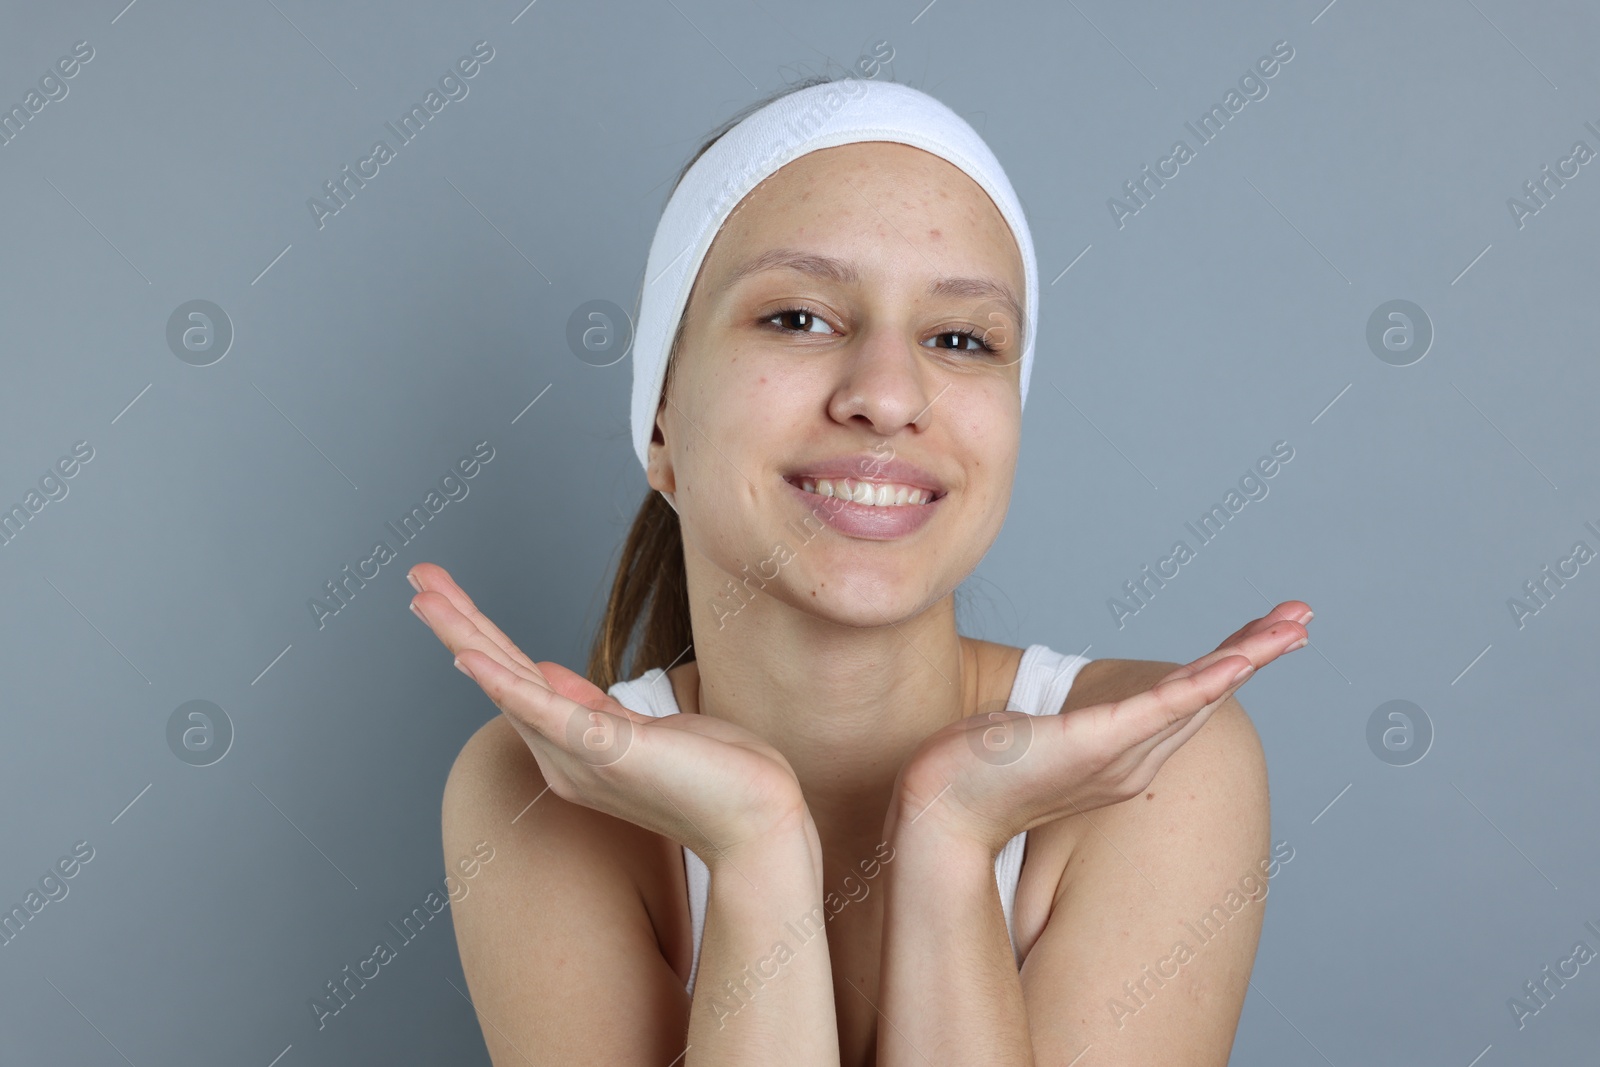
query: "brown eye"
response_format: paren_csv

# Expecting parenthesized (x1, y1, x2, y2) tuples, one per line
(766, 308, 833, 334)
(925, 329, 994, 354)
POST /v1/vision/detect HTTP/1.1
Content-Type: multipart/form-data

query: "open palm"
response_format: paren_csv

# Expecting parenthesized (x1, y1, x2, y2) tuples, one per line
(893, 603, 1312, 849)
(409, 562, 813, 864)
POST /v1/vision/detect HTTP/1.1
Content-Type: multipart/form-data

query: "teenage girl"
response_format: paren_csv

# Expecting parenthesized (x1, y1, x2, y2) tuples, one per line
(414, 76, 1311, 1066)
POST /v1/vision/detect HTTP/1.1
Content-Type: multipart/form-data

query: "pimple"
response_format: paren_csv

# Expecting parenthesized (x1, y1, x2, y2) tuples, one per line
(928, 228, 942, 240)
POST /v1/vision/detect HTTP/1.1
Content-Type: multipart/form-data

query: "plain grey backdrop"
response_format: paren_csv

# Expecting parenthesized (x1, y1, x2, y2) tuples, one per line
(2, 0, 1597, 1063)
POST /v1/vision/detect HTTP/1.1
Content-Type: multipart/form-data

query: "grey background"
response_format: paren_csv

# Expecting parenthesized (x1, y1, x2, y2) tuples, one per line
(1, 0, 1596, 1063)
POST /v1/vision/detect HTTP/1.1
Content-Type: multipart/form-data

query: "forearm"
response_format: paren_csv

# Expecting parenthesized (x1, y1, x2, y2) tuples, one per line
(876, 809, 1034, 1066)
(687, 822, 841, 1066)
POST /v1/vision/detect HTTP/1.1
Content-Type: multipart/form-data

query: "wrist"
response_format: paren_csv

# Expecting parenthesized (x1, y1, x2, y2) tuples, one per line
(889, 775, 1017, 858)
(706, 808, 823, 889)
(889, 789, 1005, 867)
(883, 811, 998, 910)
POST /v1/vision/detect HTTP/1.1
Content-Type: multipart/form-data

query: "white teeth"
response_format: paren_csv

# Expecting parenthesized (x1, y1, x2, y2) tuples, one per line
(792, 477, 934, 507)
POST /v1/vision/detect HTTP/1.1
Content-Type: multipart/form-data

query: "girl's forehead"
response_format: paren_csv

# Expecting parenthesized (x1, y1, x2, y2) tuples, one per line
(743, 141, 997, 210)
(704, 144, 1023, 282)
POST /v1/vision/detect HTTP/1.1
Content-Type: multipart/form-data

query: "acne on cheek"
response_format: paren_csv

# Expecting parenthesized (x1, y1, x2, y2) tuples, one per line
(741, 374, 771, 408)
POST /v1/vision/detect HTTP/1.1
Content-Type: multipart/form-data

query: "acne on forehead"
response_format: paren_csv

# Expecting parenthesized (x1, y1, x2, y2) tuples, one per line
(773, 143, 983, 202)
(695, 145, 1024, 323)
(726, 199, 1012, 277)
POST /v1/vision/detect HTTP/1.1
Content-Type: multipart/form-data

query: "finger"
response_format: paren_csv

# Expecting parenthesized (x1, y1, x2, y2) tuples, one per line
(1144, 698, 1226, 767)
(537, 659, 656, 727)
(1114, 655, 1255, 737)
(457, 647, 599, 742)
(1070, 620, 1302, 796)
(1156, 607, 1310, 688)
(1108, 697, 1230, 802)
(1202, 604, 1301, 661)
(1135, 616, 1301, 754)
(408, 562, 541, 674)
(1208, 601, 1310, 660)
(1212, 601, 1312, 651)
(1138, 666, 1248, 762)
(1126, 688, 1224, 758)
(414, 589, 550, 690)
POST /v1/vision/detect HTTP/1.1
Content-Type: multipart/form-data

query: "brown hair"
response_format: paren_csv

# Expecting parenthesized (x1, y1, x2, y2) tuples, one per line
(586, 73, 852, 690)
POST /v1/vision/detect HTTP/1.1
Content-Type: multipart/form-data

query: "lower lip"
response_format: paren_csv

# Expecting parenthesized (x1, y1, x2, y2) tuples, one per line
(781, 478, 943, 540)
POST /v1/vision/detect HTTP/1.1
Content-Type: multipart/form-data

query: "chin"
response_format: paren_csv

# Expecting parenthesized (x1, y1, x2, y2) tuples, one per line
(787, 551, 952, 627)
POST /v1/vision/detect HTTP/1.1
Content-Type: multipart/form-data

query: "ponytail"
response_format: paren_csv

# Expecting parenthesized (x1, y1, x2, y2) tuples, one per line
(585, 477, 693, 691)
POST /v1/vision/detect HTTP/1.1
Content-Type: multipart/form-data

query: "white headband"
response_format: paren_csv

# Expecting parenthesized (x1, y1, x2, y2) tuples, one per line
(631, 78, 1038, 508)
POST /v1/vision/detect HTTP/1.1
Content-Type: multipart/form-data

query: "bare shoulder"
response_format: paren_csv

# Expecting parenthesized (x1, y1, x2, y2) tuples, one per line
(442, 713, 538, 828)
(1017, 656, 1275, 1059)
(440, 715, 691, 1063)
(441, 714, 687, 942)
(441, 714, 598, 857)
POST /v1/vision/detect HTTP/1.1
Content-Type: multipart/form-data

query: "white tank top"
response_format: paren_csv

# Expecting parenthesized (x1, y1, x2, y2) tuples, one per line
(606, 643, 1094, 996)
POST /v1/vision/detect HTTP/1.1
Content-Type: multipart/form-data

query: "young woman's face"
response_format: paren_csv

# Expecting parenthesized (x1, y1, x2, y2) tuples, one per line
(648, 140, 1027, 629)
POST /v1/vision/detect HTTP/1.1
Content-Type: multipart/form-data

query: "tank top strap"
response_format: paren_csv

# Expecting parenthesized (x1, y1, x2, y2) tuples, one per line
(681, 849, 711, 994)
(606, 667, 680, 719)
(1007, 643, 1096, 720)
(606, 668, 714, 993)
(992, 644, 1097, 966)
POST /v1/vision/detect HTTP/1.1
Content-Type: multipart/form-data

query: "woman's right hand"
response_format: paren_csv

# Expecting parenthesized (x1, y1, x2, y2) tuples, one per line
(408, 562, 813, 872)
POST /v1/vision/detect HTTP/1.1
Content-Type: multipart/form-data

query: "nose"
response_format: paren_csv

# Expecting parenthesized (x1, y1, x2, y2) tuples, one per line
(825, 325, 938, 434)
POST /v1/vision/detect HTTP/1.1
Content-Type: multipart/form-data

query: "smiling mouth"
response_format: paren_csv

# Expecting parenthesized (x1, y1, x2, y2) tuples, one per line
(786, 476, 941, 507)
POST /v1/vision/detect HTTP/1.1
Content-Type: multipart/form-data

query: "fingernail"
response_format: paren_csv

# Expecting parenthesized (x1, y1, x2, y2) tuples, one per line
(1296, 609, 1314, 624)
(454, 657, 473, 679)
(1230, 663, 1255, 684)
(407, 570, 422, 593)
(1286, 637, 1308, 652)
(410, 602, 427, 625)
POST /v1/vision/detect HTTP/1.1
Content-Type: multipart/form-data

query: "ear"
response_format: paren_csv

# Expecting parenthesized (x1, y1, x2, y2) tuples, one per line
(645, 404, 676, 496)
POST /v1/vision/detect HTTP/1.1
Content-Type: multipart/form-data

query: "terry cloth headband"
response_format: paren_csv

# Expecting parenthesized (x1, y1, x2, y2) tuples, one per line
(631, 78, 1039, 510)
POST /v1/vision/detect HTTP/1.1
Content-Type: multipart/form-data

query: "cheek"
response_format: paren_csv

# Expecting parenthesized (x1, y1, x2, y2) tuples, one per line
(728, 361, 814, 437)
(959, 407, 1019, 492)
(677, 359, 794, 491)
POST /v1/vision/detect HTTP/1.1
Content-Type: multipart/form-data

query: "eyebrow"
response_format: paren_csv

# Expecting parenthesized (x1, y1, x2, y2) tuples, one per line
(721, 247, 1024, 343)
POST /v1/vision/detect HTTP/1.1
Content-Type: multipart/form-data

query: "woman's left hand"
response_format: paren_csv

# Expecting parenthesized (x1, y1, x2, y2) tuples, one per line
(888, 602, 1312, 851)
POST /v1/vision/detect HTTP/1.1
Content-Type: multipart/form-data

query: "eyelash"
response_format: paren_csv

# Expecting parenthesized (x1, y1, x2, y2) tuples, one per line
(761, 304, 999, 355)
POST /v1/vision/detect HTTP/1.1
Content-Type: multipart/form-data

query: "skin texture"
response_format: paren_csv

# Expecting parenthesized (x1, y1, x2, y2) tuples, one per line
(427, 139, 1310, 1065)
